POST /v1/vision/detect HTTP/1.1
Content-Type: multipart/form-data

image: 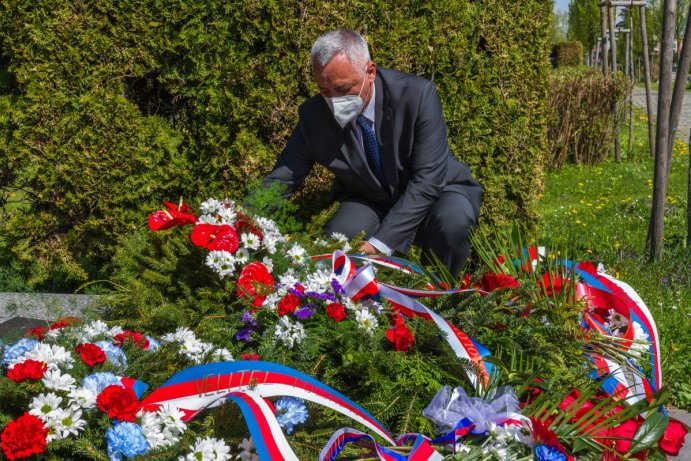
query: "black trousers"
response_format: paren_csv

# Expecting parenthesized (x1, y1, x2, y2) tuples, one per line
(323, 191, 477, 278)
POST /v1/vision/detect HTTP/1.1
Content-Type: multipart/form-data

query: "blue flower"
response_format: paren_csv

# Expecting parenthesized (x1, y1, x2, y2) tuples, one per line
(82, 372, 123, 394)
(95, 340, 128, 368)
(145, 336, 160, 352)
(106, 422, 150, 461)
(235, 328, 253, 343)
(241, 311, 258, 327)
(2, 338, 38, 367)
(295, 306, 315, 320)
(275, 397, 308, 434)
(535, 445, 567, 461)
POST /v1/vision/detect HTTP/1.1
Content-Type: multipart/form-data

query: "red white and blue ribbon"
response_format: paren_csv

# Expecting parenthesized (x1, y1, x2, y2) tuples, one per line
(140, 361, 394, 444)
(330, 250, 493, 388)
(320, 428, 443, 461)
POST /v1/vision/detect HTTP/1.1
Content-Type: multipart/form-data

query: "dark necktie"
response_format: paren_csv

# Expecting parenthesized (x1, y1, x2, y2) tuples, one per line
(356, 115, 386, 185)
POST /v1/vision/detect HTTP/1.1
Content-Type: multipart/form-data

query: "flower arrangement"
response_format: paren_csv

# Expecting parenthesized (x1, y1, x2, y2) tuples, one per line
(0, 197, 686, 460)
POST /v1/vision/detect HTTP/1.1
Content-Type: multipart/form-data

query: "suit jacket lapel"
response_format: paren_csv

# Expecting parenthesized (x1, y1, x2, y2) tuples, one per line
(375, 74, 396, 195)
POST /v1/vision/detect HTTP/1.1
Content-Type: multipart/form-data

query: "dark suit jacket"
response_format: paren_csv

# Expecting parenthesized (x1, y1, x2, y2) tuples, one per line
(264, 68, 482, 253)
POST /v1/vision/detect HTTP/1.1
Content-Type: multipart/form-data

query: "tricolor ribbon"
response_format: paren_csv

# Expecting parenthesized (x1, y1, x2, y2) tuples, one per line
(330, 250, 493, 388)
(320, 428, 443, 461)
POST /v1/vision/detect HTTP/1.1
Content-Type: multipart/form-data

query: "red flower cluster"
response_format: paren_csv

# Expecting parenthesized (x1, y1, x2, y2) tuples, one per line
(75, 343, 107, 366)
(6, 360, 47, 383)
(148, 201, 198, 231)
(25, 327, 45, 341)
(26, 318, 80, 341)
(277, 293, 301, 316)
(96, 385, 141, 422)
(113, 331, 150, 350)
(0, 413, 48, 460)
(241, 353, 261, 361)
(190, 224, 239, 252)
(237, 262, 275, 307)
(326, 302, 347, 322)
(386, 313, 415, 352)
(477, 272, 520, 292)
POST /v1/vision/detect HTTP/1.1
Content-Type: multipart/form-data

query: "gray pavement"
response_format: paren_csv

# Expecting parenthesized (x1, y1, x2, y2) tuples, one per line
(632, 85, 691, 141)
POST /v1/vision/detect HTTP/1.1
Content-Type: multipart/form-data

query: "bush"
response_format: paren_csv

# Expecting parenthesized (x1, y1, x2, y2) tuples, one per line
(552, 41, 584, 67)
(547, 68, 631, 168)
(0, 0, 552, 290)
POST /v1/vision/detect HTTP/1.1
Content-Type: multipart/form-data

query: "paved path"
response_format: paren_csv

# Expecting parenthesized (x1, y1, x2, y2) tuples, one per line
(632, 85, 691, 141)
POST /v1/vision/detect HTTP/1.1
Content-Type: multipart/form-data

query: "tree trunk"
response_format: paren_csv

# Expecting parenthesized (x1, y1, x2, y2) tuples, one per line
(647, 0, 677, 260)
(640, 6, 656, 158)
(601, 6, 609, 76)
(688, 131, 691, 245)
(666, 4, 691, 173)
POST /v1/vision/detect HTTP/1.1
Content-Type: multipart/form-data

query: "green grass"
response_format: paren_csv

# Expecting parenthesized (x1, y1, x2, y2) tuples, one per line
(537, 109, 691, 409)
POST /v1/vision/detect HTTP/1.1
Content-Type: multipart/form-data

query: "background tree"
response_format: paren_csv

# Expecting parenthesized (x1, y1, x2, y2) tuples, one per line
(568, 0, 600, 58)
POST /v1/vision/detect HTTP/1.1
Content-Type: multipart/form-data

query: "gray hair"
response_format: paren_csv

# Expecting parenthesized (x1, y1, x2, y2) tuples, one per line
(310, 29, 371, 70)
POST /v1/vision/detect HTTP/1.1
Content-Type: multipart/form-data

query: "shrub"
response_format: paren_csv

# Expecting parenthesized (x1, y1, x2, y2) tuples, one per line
(0, 0, 552, 290)
(547, 68, 631, 168)
(553, 41, 584, 67)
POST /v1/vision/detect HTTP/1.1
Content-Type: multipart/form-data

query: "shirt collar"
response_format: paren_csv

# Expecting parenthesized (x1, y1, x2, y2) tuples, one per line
(361, 84, 375, 123)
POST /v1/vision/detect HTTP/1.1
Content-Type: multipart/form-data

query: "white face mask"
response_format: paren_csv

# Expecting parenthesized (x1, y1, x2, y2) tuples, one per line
(324, 72, 369, 129)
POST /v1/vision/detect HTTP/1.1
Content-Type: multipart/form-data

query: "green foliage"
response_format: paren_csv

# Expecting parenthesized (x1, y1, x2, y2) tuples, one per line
(0, 0, 551, 290)
(548, 68, 632, 168)
(553, 41, 584, 68)
(567, 0, 600, 54)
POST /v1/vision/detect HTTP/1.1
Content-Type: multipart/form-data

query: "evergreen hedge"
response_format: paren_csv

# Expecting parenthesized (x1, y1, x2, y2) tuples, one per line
(553, 41, 585, 68)
(0, 0, 552, 290)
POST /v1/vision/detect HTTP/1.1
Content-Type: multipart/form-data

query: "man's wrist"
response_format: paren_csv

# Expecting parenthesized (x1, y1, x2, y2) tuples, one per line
(367, 237, 393, 256)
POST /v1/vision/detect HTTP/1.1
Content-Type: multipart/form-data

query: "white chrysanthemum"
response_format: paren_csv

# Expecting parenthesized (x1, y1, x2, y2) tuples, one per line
(343, 298, 360, 311)
(161, 327, 197, 345)
(46, 406, 85, 441)
(274, 316, 305, 349)
(206, 250, 237, 278)
(329, 232, 352, 252)
(234, 248, 250, 264)
(140, 410, 168, 449)
(355, 309, 378, 334)
(44, 328, 63, 341)
(255, 217, 280, 234)
(629, 321, 651, 361)
(304, 268, 332, 292)
(313, 238, 329, 247)
(158, 403, 187, 434)
(67, 387, 97, 410)
(29, 392, 63, 423)
(240, 233, 260, 251)
(261, 256, 274, 272)
(237, 437, 259, 461)
(181, 436, 231, 461)
(286, 244, 306, 265)
(108, 325, 124, 337)
(262, 235, 278, 254)
(278, 269, 299, 288)
(19, 343, 74, 370)
(78, 320, 110, 342)
(198, 214, 218, 225)
(200, 198, 222, 215)
(211, 348, 234, 362)
(217, 205, 236, 226)
(261, 292, 282, 311)
(42, 368, 77, 391)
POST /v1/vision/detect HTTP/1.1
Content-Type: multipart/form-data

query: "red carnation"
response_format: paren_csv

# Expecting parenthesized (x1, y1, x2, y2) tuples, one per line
(277, 293, 301, 316)
(1, 412, 48, 460)
(241, 353, 261, 361)
(113, 331, 150, 350)
(659, 418, 688, 456)
(26, 327, 45, 341)
(237, 262, 275, 307)
(148, 201, 198, 231)
(190, 223, 239, 252)
(75, 343, 107, 366)
(325, 302, 347, 322)
(7, 360, 48, 383)
(96, 385, 141, 422)
(478, 272, 520, 292)
(50, 317, 80, 331)
(386, 314, 415, 352)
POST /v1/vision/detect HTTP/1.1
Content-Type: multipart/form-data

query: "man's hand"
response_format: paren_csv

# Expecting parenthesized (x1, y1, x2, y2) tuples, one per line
(359, 241, 378, 255)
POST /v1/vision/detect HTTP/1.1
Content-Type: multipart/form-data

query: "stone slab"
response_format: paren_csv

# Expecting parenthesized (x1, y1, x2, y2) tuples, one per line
(0, 292, 103, 328)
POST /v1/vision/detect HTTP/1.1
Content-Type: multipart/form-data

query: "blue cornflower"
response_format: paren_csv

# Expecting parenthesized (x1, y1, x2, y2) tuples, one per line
(106, 422, 150, 461)
(295, 306, 315, 320)
(145, 336, 160, 352)
(2, 338, 38, 367)
(241, 311, 258, 327)
(535, 445, 567, 461)
(82, 372, 123, 394)
(95, 340, 128, 368)
(275, 397, 309, 434)
(235, 328, 253, 343)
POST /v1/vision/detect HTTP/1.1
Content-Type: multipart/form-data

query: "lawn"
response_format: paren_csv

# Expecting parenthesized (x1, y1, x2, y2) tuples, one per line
(537, 109, 691, 409)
